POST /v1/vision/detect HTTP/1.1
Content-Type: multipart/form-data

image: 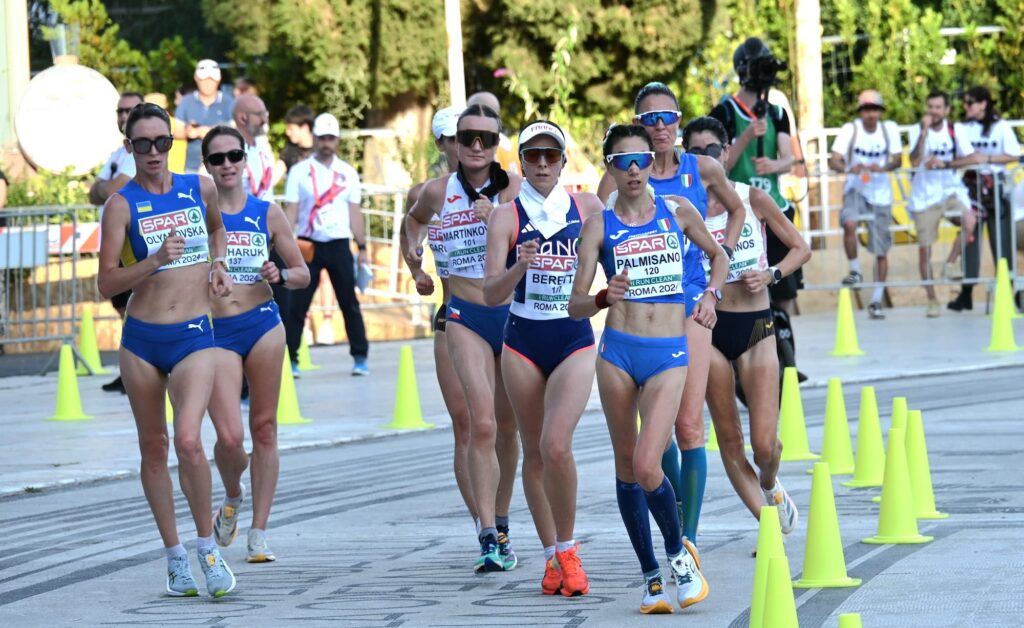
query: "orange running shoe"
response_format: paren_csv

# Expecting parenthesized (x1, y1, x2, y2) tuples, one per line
(542, 558, 562, 595)
(556, 545, 590, 597)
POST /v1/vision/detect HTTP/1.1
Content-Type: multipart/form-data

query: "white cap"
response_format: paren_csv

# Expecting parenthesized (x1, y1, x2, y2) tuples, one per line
(313, 113, 341, 137)
(431, 106, 459, 139)
(518, 121, 566, 150)
(195, 59, 221, 81)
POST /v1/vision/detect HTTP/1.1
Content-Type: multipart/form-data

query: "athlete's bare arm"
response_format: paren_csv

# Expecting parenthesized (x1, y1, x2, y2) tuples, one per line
(696, 155, 745, 250)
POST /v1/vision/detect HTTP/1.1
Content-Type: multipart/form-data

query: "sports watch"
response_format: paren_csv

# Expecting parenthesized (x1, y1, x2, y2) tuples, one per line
(769, 266, 782, 285)
(705, 287, 723, 302)
(278, 268, 290, 286)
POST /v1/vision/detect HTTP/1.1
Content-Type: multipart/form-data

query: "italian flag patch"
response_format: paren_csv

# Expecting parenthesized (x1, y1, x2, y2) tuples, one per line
(658, 218, 671, 231)
(680, 173, 693, 187)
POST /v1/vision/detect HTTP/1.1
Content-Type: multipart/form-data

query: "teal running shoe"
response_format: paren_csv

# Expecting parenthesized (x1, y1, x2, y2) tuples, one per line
(198, 547, 236, 597)
(474, 535, 502, 573)
(166, 554, 199, 597)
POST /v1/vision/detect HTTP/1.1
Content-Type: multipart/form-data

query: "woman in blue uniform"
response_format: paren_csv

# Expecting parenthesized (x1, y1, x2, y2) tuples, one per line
(97, 103, 236, 597)
(570, 124, 728, 614)
(483, 121, 604, 596)
(201, 126, 310, 563)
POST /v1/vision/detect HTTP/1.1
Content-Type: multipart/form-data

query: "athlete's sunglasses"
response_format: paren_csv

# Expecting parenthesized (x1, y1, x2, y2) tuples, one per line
(128, 135, 174, 154)
(520, 147, 564, 164)
(206, 149, 246, 166)
(687, 143, 724, 159)
(456, 129, 500, 149)
(634, 110, 682, 127)
(605, 152, 655, 171)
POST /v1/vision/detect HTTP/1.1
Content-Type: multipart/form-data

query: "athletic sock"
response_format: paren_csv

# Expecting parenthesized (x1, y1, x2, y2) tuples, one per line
(850, 259, 862, 273)
(615, 479, 659, 574)
(644, 476, 683, 557)
(660, 439, 683, 511)
(479, 527, 498, 544)
(474, 517, 482, 536)
(556, 539, 575, 553)
(679, 446, 707, 545)
(165, 543, 187, 560)
(196, 535, 215, 553)
(871, 285, 884, 303)
(224, 491, 243, 508)
(544, 545, 556, 561)
(249, 527, 266, 539)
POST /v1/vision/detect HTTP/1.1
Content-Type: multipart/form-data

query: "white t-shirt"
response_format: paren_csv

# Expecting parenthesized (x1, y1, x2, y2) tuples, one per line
(960, 119, 1021, 174)
(283, 155, 362, 242)
(831, 119, 903, 206)
(242, 137, 276, 201)
(98, 146, 136, 182)
(907, 121, 974, 212)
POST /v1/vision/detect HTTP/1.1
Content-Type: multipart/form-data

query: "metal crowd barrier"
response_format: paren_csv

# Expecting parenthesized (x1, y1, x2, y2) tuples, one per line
(0, 205, 87, 372)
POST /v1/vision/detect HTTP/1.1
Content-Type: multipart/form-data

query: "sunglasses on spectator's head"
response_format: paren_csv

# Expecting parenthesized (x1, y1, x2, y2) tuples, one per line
(456, 129, 500, 149)
(688, 143, 724, 159)
(128, 135, 174, 154)
(206, 149, 246, 166)
(634, 110, 682, 127)
(520, 147, 564, 164)
(605, 152, 655, 171)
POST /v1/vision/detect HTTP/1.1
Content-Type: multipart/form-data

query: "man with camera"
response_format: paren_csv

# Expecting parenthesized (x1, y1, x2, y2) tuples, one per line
(709, 37, 800, 315)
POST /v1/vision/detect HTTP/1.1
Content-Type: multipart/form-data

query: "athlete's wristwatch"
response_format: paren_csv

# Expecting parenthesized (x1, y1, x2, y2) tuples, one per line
(705, 287, 722, 302)
(212, 256, 229, 272)
(769, 266, 783, 285)
(278, 268, 289, 286)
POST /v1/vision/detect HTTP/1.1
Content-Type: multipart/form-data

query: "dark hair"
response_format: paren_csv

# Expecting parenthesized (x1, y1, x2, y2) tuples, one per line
(682, 116, 728, 148)
(235, 76, 257, 93)
(120, 91, 145, 103)
(125, 103, 171, 138)
(965, 85, 999, 136)
(602, 124, 654, 157)
(284, 104, 315, 129)
(177, 83, 195, 97)
(926, 89, 949, 106)
(457, 104, 502, 133)
(201, 125, 245, 160)
(634, 82, 679, 113)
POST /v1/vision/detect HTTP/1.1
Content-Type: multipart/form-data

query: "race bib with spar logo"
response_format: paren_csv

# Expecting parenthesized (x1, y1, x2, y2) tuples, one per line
(521, 239, 578, 316)
(427, 221, 449, 278)
(701, 215, 767, 283)
(137, 206, 209, 271)
(612, 231, 684, 299)
(226, 230, 269, 284)
(442, 208, 487, 275)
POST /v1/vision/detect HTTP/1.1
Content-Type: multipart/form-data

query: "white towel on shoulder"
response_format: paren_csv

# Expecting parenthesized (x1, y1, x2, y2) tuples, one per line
(518, 180, 571, 239)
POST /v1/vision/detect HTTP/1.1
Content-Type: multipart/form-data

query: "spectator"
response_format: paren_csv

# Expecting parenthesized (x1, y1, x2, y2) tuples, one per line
(280, 105, 316, 174)
(173, 59, 234, 173)
(89, 92, 144, 206)
(233, 76, 259, 98)
(828, 89, 903, 320)
(282, 113, 370, 375)
(907, 90, 979, 317)
(947, 85, 1022, 312)
(232, 95, 277, 201)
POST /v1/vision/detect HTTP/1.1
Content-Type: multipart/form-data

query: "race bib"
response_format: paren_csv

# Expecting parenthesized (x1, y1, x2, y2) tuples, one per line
(137, 206, 209, 271)
(226, 230, 269, 284)
(612, 232, 684, 299)
(442, 208, 487, 274)
(702, 217, 767, 283)
(524, 252, 576, 315)
(427, 223, 449, 278)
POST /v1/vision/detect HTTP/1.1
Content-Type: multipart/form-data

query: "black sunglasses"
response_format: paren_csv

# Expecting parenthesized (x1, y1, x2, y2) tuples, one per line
(688, 143, 724, 159)
(520, 147, 564, 164)
(128, 135, 174, 154)
(456, 129, 500, 149)
(206, 149, 246, 166)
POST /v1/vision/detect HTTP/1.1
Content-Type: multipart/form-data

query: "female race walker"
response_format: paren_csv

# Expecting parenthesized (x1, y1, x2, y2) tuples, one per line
(599, 82, 745, 555)
(201, 126, 310, 562)
(483, 121, 603, 596)
(97, 103, 235, 597)
(684, 117, 810, 532)
(405, 104, 523, 572)
(570, 124, 728, 613)
(401, 106, 478, 532)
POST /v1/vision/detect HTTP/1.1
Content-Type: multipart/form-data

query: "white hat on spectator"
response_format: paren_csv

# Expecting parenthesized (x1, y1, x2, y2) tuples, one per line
(431, 106, 459, 139)
(313, 113, 341, 137)
(856, 89, 885, 111)
(195, 59, 221, 81)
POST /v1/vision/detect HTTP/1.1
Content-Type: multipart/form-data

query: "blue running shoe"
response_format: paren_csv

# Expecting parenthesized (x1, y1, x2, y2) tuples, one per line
(166, 554, 198, 597)
(474, 535, 503, 573)
(198, 547, 236, 597)
(351, 356, 369, 376)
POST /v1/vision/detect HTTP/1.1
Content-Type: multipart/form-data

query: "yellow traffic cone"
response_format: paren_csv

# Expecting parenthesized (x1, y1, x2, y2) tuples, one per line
(813, 378, 855, 475)
(75, 309, 109, 376)
(871, 396, 909, 503)
(839, 614, 863, 628)
(165, 391, 173, 424)
(707, 419, 719, 452)
(278, 353, 312, 425)
(749, 505, 786, 628)
(384, 345, 433, 429)
(779, 367, 818, 461)
(794, 462, 862, 588)
(762, 557, 800, 628)
(843, 387, 885, 489)
(830, 287, 865, 356)
(906, 409, 948, 520)
(297, 335, 320, 371)
(49, 344, 93, 421)
(863, 427, 933, 544)
(986, 259, 1020, 351)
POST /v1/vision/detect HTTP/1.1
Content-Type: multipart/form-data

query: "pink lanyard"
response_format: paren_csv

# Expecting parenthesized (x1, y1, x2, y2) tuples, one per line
(306, 164, 346, 234)
(246, 150, 273, 198)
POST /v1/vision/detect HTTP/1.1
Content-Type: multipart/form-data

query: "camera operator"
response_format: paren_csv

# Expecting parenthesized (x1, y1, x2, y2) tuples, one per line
(709, 37, 801, 317)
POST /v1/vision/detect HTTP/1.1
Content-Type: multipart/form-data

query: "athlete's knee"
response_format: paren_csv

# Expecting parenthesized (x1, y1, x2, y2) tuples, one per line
(250, 414, 278, 449)
(632, 450, 664, 489)
(752, 436, 780, 468)
(469, 415, 497, 446)
(173, 431, 205, 464)
(138, 432, 169, 467)
(675, 419, 704, 449)
(539, 433, 573, 470)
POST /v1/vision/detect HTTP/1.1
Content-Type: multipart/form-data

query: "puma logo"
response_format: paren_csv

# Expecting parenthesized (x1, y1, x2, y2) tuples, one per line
(609, 229, 630, 241)
(244, 216, 262, 230)
(671, 351, 686, 358)
(178, 189, 196, 203)
(188, 320, 205, 333)
(260, 306, 273, 313)
(446, 194, 463, 204)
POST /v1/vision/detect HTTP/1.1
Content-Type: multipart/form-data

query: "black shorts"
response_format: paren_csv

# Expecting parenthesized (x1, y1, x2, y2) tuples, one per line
(711, 309, 775, 361)
(433, 303, 447, 333)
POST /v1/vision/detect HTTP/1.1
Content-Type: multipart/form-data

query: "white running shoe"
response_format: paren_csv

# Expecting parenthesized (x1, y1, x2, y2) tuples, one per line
(670, 541, 709, 610)
(640, 575, 674, 614)
(764, 480, 799, 535)
(247, 529, 277, 563)
(213, 484, 245, 548)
